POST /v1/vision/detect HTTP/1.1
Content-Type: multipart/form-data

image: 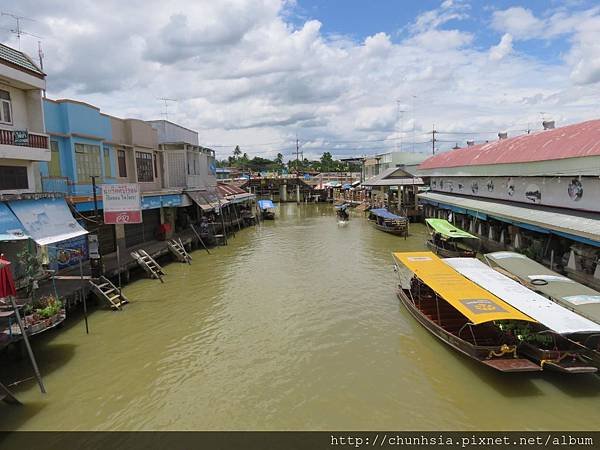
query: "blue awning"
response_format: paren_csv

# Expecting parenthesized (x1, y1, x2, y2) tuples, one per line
(8, 198, 88, 246)
(0, 203, 28, 241)
(369, 208, 405, 220)
(258, 199, 275, 210)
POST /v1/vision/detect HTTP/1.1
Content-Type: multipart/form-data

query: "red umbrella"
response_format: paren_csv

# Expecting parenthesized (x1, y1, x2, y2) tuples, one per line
(0, 258, 16, 298)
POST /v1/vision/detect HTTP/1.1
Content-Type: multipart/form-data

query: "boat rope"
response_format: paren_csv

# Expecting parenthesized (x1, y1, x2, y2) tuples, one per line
(487, 344, 517, 359)
(540, 352, 578, 368)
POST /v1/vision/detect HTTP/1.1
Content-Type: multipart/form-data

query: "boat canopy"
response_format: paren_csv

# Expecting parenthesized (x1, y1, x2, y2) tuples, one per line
(257, 199, 275, 210)
(445, 258, 600, 335)
(485, 251, 600, 324)
(393, 251, 535, 325)
(425, 218, 478, 240)
(370, 208, 405, 220)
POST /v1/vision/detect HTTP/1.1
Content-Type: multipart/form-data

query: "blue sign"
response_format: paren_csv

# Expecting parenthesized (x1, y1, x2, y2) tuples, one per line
(48, 234, 89, 270)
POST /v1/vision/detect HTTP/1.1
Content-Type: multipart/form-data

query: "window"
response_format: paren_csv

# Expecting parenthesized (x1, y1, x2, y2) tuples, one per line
(74, 143, 102, 182)
(0, 166, 28, 190)
(49, 141, 61, 176)
(117, 149, 127, 177)
(103, 146, 112, 178)
(136, 151, 153, 182)
(153, 152, 158, 179)
(0, 90, 12, 124)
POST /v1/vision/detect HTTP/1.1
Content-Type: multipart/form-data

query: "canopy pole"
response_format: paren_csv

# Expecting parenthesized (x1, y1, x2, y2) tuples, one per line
(9, 296, 46, 394)
(190, 224, 211, 255)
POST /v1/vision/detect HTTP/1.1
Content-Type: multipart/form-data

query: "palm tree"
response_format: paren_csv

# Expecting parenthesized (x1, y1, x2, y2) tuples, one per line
(233, 145, 242, 160)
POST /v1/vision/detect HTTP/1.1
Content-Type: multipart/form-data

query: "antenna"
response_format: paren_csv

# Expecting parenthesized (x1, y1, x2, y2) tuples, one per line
(396, 100, 406, 153)
(1, 12, 40, 50)
(158, 97, 177, 121)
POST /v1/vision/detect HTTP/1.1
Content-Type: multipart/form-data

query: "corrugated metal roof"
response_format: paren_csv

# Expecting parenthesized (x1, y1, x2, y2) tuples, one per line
(362, 167, 424, 187)
(217, 182, 247, 197)
(420, 119, 600, 170)
(0, 43, 44, 76)
(419, 192, 600, 244)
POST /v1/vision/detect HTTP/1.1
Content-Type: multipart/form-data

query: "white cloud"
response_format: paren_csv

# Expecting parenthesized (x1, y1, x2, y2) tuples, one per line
(1, 0, 600, 160)
(489, 33, 513, 61)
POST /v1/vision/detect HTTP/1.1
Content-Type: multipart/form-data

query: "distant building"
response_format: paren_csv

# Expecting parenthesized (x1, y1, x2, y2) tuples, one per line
(363, 151, 430, 181)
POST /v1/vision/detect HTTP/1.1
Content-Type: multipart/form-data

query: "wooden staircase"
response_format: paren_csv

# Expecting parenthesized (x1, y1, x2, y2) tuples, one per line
(167, 239, 192, 264)
(89, 276, 129, 310)
(131, 249, 165, 282)
(0, 381, 21, 405)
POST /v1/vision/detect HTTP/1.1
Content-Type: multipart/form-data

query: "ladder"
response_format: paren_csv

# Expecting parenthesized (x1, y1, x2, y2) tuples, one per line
(167, 238, 192, 264)
(89, 276, 130, 310)
(0, 381, 21, 405)
(131, 249, 165, 282)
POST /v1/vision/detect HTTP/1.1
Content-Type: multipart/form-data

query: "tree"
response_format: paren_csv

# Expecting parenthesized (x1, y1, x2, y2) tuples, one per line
(233, 145, 242, 160)
(276, 153, 283, 165)
(320, 152, 334, 172)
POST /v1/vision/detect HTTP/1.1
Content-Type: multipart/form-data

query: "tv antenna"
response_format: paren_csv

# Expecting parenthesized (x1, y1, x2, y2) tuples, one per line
(1, 12, 40, 50)
(158, 97, 177, 121)
(396, 100, 406, 153)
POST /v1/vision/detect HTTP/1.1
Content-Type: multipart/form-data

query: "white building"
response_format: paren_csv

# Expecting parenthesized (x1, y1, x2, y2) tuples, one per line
(0, 43, 50, 194)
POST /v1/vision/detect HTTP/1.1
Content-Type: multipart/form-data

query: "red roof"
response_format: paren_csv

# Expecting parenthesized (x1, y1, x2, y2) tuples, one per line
(217, 182, 247, 197)
(419, 119, 600, 170)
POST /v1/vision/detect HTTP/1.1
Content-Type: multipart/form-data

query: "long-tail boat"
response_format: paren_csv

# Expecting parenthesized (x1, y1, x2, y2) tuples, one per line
(392, 251, 541, 372)
(445, 257, 600, 373)
(425, 218, 479, 257)
(368, 208, 408, 237)
(485, 251, 600, 359)
(257, 199, 276, 220)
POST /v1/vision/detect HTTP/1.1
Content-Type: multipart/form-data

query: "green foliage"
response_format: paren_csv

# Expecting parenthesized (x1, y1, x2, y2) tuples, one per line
(17, 248, 42, 297)
(32, 295, 62, 319)
(497, 321, 554, 347)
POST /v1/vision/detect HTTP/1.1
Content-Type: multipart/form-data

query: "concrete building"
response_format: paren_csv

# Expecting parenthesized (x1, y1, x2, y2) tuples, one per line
(363, 151, 430, 181)
(417, 119, 600, 289)
(0, 43, 50, 195)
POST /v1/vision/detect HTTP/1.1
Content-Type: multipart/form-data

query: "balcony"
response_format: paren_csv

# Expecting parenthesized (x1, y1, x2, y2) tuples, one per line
(0, 129, 50, 161)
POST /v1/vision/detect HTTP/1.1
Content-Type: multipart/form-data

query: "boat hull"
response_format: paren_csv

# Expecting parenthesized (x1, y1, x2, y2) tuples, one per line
(396, 288, 541, 372)
(426, 240, 476, 258)
(373, 222, 407, 236)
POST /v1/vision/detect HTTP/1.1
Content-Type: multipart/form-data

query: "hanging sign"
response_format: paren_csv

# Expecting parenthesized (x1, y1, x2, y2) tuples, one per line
(102, 183, 142, 224)
(14, 130, 29, 145)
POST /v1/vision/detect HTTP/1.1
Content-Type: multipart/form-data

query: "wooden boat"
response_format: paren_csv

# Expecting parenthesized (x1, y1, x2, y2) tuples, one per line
(392, 251, 542, 372)
(445, 257, 599, 374)
(485, 251, 600, 365)
(257, 199, 276, 220)
(368, 208, 408, 237)
(425, 218, 478, 258)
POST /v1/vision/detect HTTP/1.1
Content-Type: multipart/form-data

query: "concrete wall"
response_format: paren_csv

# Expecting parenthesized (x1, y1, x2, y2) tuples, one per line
(147, 120, 199, 146)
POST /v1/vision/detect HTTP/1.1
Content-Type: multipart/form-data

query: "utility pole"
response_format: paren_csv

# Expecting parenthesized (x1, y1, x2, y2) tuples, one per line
(431, 124, 437, 155)
(38, 41, 46, 98)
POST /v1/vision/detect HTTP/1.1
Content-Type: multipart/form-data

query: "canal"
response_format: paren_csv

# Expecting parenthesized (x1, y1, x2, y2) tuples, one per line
(1, 203, 600, 430)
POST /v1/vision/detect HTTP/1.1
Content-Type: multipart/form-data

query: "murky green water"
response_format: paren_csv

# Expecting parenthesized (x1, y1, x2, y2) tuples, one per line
(1, 203, 600, 430)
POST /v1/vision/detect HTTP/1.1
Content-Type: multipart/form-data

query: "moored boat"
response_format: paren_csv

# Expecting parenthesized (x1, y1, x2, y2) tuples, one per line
(425, 218, 478, 258)
(445, 257, 600, 374)
(485, 251, 600, 361)
(369, 208, 408, 237)
(392, 251, 542, 372)
(257, 199, 276, 220)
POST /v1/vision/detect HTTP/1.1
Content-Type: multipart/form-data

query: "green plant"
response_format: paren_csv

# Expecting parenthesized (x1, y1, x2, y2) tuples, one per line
(34, 295, 62, 319)
(17, 248, 42, 298)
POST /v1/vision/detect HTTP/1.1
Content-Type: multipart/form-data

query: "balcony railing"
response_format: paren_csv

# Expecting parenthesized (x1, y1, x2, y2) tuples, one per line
(0, 129, 49, 149)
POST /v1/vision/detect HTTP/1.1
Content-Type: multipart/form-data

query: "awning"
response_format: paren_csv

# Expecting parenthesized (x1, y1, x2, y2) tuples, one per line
(8, 198, 87, 246)
(0, 203, 28, 241)
(369, 208, 405, 220)
(485, 251, 600, 325)
(444, 258, 600, 335)
(226, 193, 255, 204)
(419, 192, 600, 246)
(393, 251, 535, 325)
(186, 190, 230, 211)
(425, 218, 478, 240)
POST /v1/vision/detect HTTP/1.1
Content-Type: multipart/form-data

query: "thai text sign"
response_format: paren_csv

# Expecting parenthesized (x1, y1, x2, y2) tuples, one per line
(102, 183, 142, 224)
(14, 130, 29, 145)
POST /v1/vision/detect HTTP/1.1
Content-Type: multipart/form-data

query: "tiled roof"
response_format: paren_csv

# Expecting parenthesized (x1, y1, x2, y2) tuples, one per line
(419, 119, 600, 170)
(0, 43, 44, 76)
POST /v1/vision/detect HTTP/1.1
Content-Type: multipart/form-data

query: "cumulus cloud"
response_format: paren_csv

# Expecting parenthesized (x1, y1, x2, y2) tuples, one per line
(489, 33, 513, 61)
(1, 0, 600, 159)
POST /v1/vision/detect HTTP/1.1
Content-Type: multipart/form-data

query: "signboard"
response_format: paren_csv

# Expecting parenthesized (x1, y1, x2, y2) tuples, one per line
(102, 183, 142, 224)
(48, 235, 89, 271)
(14, 130, 29, 146)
